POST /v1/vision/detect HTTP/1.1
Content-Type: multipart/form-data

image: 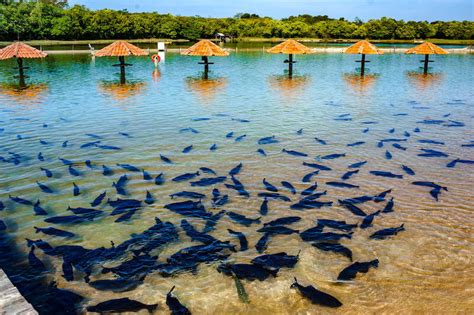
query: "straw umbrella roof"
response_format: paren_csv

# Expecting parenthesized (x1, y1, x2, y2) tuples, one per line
(267, 39, 312, 54)
(94, 40, 148, 57)
(344, 40, 384, 55)
(0, 42, 47, 60)
(181, 40, 229, 57)
(405, 42, 448, 55)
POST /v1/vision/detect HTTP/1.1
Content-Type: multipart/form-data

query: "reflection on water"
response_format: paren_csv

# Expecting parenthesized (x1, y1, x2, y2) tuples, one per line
(98, 80, 147, 101)
(268, 75, 311, 99)
(185, 76, 228, 103)
(151, 68, 161, 82)
(343, 73, 378, 94)
(0, 82, 49, 107)
(406, 72, 444, 90)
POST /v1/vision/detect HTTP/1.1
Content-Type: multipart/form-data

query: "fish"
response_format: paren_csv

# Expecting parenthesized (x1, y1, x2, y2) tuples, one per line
(392, 143, 407, 151)
(28, 246, 46, 270)
(218, 263, 278, 281)
(166, 286, 191, 315)
(202, 210, 227, 233)
(360, 210, 381, 229)
(347, 141, 365, 147)
(263, 178, 278, 192)
(192, 117, 210, 121)
(348, 161, 367, 169)
(251, 252, 299, 270)
(303, 162, 332, 171)
(401, 165, 415, 175)
(302, 170, 319, 183)
(112, 175, 128, 195)
(417, 119, 444, 125)
(338, 200, 367, 217)
(172, 171, 200, 182)
(316, 219, 357, 232)
(327, 182, 359, 189)
(191, 176, 227, 187)
(34, 200, 48, 216)
(342, 195, 373, 204)
(418, 148, 448, 158)
(418, 139, 445, 145)
(200, 167, 217, 175)
(102, 165, 113, 176)
(235, 134, 247, 142)
(296, 128, 303, 135)
(37, 181, 54, 194)
(34, 226, 75, 238)
(227, 211, 260, 227)
(68, 165, 82, 177)
(281, 181, 296, 194)
(67, 207, 102, 216)
(171, 191, 205, 200)
(263, 216, 301, 227)
(89, 277, 145, 292)
(229, 163, 243, 176)
(73, 183, 80, 196)
(180, 127, 199, 134)
(232, 118, 250, 123)
(155, 173, 165, 185)
(86, 133, 103, 139)
(62, 140, 69, 147)
(96, 145, 121, 151)
(291, 278, 342, 308)
(370, 224, 405, 239)
(160, 154, 173, 164)
(341, 170, 359, 181)
(446, 159, 474, 168)
(115, 209, 139, 222)
(257, 148, 267, 156)
(321, 153, 346, 160)
(142, 170, 152, 181)
(257, 225, 299, 236)
(9, 195, 33, 206)
(210, 144, 218, 151)
(226, 132, 234, 138)
(44, 215, 94, 224)
(314, 137, 327, 145)
(258, 136, 278, 145)
(373, 189, 392, 202)
(228, 229, 248, 251)
(301, 183, 318, 196)
(40, 139, 49, 145)
(91, 192, 106, 207)
(228, 176, 250, 197)
(363, 128, 369, 133)
(258, 192, 291, 202)
(232, 272, 250, 303)
(385, 151, 392, 160)
(282, 149, 308, 157)
(404, 131, 411, 137)
(300, 227, 352, 242)
(40, 167, 53, 178)
(164, 200, 210, 219)
(87, 298, 158, 313)
(85, 160, 94, 169)
(117, 163, 141, 172)
(313, 242, 353, 261)
(59, 157, 73, 166)
(145, 191, 155, 205)
(369, 171, 403, 179)
(337, 259, 379, 281)
(260, 198, 269, 215)
(290, 199, 332, 210)
(119, 132, 131, 137)
(0, 201, 4, 211)
(182, 145, 193, 153)
(412, 181, 448, 191)
(80, 140, 101, 149)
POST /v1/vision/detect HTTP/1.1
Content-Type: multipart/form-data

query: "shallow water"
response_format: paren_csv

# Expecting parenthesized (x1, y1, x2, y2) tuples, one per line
(0, 52, 473, 314)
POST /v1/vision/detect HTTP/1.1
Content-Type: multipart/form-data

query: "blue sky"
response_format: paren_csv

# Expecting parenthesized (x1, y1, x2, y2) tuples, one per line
(69, 0, 473, 21)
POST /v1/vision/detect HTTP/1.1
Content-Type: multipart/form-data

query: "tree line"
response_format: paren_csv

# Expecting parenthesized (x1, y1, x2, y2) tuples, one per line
(0, 1, 472, 41)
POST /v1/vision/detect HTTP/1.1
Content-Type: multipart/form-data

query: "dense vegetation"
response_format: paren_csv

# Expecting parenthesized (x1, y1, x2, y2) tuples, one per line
(0, 1, 473, 41)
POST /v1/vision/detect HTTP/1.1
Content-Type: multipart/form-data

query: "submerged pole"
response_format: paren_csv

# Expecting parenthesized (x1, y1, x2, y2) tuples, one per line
(423, 54, 429, 75)
(17, 57, 25, 88)
(119, 56, 126, 84)
(288, 54, 294, 78)
(360, 54, 366, 77)
(202, 56, 209, 79)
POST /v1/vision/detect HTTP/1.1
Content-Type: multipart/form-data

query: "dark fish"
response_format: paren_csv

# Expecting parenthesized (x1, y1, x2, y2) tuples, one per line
(348, 161, 367, 169)
(228, 229, 248, 251)
(102, 165, 113, 176)
(115, 209, 139, 222)
(291, 278, 342, 308)
(217, 263, 278, 281)
(191, 176, 227, 187)
(80, 140, 100, 149)
(40, 139, 49, 145)
(290, 199, 332, 210)
(164, 200, 210, 219)
(338, 200, 367, 217)
(313, 242, 352, 261)
(160, 154, 173, 164)
(327, 182, 359, 189)
(263, 216, 301, 227)
(258, 136, 278, 145)
(28, 246, 46, 270)
(59, 157, 73, 165)
(9, 195, 33, 206)
(446, 159, 474, 168)
(257, 148, 267, 156)
(370, 171, 403, 179)
(67, 207, 102, 217)
(255, 233, 271, 253)
(418, 139, 445, 145)
(228, 176, 250, 198)
(337, 259, 379, 281)
(404, 131, 411, 137)
(37, 181, 54, 194)
(144, 191, 155, 205)
(260, 198, 269, 215)
(68, 165, 82, 177)
(370, 224, 405, 239)
(173, 172, 200, 182)
(96, 145, 121, 151)
(89, 278, 144, 292)
(182, 145, 193, 153)
(235, 134, 247, 142)
(91, 192, 106, 207)
(232, 118, 250, 123)
(417, 119, 444, 125)
(252, 252, 299, 270)
(142, 169, 152, 181)
(258, 192, 291, 202)
(85, 160, 94, 169)
(385, 150, 392, 160)
(389, 128, 395, 133)
(37, 152, 44, 161)
(263, 178, 278, 192)
(282, 149, 308, 157)
(155, 173, 165, 185)
(117, 163, 141, 172)
(302, 170, 319, 183)
(321, 153, 346, 160)
(317, 219, 357, 232)
(374, 189, 392, 202)
(86, 133, 102, 139)
(296, 128, 303, 135)
(314, 137, 327, 145)
(34, 226, 75, 238)
(303, 162, 332, 171)
(192, 117, 210, 121)
(341, 170, 359, 181)
(113, 175, 128, 195)
(166, 286, 191, 315)
(227, 211, 260, 227)
(225, 131, 234, 138)
(171, 191, 205, 200)
(202, 210, 226, 233)
(62, 140, 69, 147)
(342, 195, 373, 204)
(73, 183, 80, 196)
(229, 163, 243, 176)
(362, 128, 369, 133)
(119, 132, 131, 137)
(360, 210, 381, 229)
(210, 144, 218, 151)
(412, 181, 448, 191)
(180, 127, 199, 134)
(34, 200, 48, 215)
(45, 215, 94, 224)
(281, 181, 296, 194)
(257, 225, 299, 236)
(401, 165, 415, 175)
(347, 141, 365, 147)
(392, 143, 407, 151)
(301, 183, 318, 196)
(200, 167, 217, 175)
(418, 148, 448, 158)
(40, 167, 53, 178)
(300, 228, 352, 242)
(87, 298, 158, 313)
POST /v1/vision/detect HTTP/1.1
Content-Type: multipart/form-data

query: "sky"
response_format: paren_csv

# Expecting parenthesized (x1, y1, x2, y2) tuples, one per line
(68, 0, 473, 21)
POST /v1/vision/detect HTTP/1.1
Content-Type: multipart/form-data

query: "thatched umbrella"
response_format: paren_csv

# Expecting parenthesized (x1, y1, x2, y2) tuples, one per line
(94, 40, 148, 84)
(405, 42, 448, 75)
(267, 39, 312, 78)
(181, 40, 229, 79)
(344, 40, 383, 76)
(0, 42, 47, 87)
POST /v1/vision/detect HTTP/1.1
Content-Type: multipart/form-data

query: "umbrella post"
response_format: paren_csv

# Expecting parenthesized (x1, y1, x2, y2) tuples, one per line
(423, 54, 429, 75)
(119, 56, 126, 84)
(17, 58, 26, 88)
(288, 54, 294, 78)
(360, 54, 366, 76)
(202, 56, 209, 79)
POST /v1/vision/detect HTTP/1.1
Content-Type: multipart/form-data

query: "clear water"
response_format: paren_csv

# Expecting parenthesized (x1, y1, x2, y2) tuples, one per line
(0, 52, 473, 314)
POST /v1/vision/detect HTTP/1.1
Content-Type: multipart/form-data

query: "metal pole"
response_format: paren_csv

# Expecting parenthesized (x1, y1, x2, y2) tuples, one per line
(360, 54, 366, 77)
(17, 58, 26, 88)
(288, 54, 293, 78)
(423, 54, 429, 75)
(202, 56, 209, 79)
(119, 56, 126, 84)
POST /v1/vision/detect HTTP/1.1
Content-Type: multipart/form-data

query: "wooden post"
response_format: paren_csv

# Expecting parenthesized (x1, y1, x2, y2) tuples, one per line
(202, 56, 209, 79)
(17, 58, 26, 88)
(288, 54, 294, 78)
(119, 56, 126, 84)
(360, 54, 366, 77)
(423, 54, 429, 75)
